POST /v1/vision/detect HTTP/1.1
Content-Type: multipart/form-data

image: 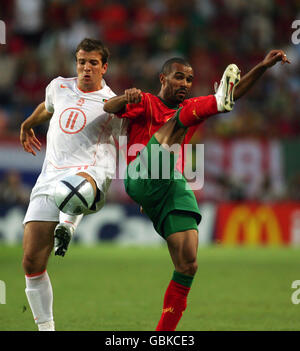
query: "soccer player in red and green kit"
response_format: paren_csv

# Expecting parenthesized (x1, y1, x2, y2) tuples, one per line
(104, 50, 289, 331)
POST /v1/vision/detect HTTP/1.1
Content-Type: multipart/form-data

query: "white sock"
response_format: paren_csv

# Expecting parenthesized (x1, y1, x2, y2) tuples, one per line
(38, 320, 55, 331)
(59, 212, 83, 231)
(25, 270, 54, 329)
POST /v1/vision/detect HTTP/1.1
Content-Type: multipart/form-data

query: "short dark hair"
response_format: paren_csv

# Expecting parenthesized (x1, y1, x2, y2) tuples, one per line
(161, 57, 192, 75)
(75, 38, 110, 64)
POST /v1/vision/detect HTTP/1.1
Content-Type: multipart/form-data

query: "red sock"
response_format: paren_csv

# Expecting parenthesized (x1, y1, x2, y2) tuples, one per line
(176, 95, 218, 127)
(155, 280, 191, 331)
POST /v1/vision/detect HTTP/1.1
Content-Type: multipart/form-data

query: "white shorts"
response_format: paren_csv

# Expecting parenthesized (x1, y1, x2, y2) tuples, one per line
(23, 194, 60, 224)
(23, 164, 110, 224)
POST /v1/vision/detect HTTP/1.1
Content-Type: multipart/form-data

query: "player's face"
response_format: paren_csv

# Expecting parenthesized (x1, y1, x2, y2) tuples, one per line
(160, 63, 194, 104)
(76, 49, 108, 92)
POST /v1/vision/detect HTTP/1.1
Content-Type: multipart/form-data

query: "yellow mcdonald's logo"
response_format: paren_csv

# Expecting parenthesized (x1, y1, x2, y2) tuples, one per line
(223, 205, 282, 245)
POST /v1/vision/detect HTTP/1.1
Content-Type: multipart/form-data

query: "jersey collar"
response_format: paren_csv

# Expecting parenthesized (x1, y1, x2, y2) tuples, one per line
(157, 96, 179, 109)
(76, 78, 107, 94)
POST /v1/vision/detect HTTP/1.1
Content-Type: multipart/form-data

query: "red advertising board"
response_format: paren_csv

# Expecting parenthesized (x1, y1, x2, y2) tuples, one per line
(215, 202, 300, 245)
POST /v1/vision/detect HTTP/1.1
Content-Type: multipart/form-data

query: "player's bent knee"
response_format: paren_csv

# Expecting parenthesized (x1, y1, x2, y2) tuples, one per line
(177, 260, 198, 276)
(185, 260, 198, 276)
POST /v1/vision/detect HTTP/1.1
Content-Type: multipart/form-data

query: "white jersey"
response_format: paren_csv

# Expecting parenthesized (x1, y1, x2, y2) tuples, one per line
(30, 76, 122, 213)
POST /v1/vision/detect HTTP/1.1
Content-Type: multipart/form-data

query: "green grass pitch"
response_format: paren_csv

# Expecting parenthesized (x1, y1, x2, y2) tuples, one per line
(0, 244, 300, 331)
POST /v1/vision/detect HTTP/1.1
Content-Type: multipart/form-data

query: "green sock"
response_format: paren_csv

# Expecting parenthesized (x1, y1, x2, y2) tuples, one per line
(172, 270, 194, 288)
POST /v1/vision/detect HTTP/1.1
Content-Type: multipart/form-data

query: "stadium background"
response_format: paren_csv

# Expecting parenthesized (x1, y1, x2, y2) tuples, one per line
(0, 0, 300, 246)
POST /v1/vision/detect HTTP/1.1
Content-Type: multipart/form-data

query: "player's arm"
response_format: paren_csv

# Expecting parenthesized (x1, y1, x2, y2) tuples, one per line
(234, 50, 290, 100)
(104, 88, 142, 113)
(20, 102, 53, 156)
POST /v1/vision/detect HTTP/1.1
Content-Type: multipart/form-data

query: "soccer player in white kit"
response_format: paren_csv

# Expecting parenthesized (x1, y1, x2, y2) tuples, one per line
(20, 38, 121, 331)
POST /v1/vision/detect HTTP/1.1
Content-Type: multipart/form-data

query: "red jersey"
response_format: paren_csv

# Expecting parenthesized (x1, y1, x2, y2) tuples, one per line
(117, 92, 217, 169)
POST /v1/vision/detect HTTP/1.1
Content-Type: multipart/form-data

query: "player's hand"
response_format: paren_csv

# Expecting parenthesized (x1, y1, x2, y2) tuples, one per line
(125, 88, 142, 104)
(262, 50, 291, 68)
(20, 125, 41, 156)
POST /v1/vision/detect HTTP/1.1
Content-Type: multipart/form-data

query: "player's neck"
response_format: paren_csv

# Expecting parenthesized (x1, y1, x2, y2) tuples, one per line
(157, 92, 180, 109)
(77, 81, 102, 93)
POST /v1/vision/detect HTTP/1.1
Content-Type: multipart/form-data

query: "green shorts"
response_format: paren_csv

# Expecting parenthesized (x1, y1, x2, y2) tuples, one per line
(124, 135, 201, 238)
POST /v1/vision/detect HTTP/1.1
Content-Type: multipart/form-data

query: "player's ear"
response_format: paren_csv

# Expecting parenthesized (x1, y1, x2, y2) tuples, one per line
(159, 73, 166, 85)
(101, 62, 108, 75)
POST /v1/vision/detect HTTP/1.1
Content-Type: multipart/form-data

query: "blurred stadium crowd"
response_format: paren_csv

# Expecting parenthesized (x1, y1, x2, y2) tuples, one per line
(0, 0, 300, 206)
(0, 0, 300, 138)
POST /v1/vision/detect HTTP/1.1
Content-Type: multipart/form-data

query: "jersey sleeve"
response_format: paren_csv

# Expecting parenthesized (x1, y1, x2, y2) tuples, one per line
(116, 92, 146, 119)
(44, 79, 56, 113)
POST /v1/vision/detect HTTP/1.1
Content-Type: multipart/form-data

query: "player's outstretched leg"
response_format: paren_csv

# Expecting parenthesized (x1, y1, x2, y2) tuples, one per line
(154, 64, 241, 148)
(176, 63, 241, 128)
